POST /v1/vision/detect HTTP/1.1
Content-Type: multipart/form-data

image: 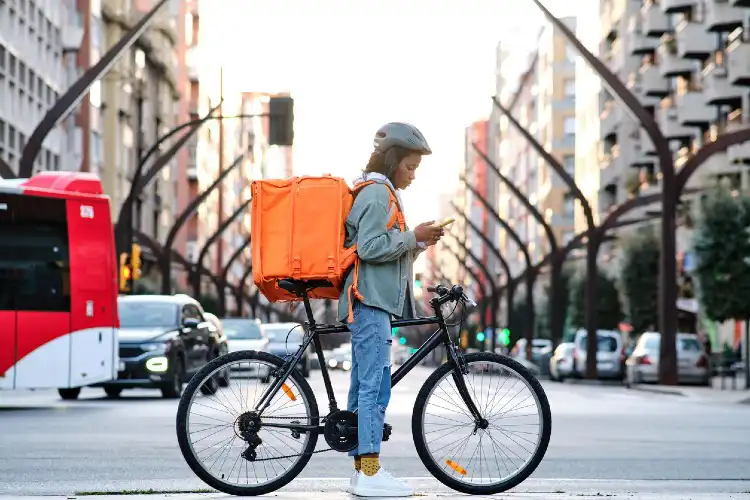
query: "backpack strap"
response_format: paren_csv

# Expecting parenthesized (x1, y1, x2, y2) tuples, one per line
(346, 180, 406, 323)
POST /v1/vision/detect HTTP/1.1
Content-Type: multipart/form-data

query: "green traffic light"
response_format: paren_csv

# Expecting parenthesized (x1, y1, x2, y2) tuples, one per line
(391, 327, 399, 336)
(399, 337, 407, 345)
(477, 332, 486, 342)
(499, 328, 510, 345)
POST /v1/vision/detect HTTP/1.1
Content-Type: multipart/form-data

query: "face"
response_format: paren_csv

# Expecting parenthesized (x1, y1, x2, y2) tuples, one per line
(392, 153, 422, 190)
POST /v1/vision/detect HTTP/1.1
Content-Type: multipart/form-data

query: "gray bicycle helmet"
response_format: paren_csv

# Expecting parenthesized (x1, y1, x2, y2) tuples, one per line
(373, 122, 432, 155)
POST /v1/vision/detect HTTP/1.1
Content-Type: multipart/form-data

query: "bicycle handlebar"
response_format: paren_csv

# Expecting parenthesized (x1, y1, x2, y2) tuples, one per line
(426, 283, 477, 308)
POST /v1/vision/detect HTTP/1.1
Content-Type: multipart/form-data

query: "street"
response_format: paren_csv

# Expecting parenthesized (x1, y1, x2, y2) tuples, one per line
(1, 366, 749, 498)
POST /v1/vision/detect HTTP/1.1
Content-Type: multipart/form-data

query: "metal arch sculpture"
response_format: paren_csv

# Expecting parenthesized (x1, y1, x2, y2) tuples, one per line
(452, 203, 514, 351)
(675, 130, 750, 195)
(445, 233, 498, 343)
(19, 0, 170, 179)
(160, 154, 244, 294)
(492, 96, 602, 377)
(461, 178, 536, 343)
(220, 234, 252, 315)
(439, 241, 487, 315)
(133, 230, 217, 291)
(191, 197, 252, 299)
(471, 143, 566, 348)
(530, 0, 681, 382)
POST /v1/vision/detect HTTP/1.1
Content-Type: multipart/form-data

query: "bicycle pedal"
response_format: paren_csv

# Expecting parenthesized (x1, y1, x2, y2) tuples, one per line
(382, 423, 392, 442)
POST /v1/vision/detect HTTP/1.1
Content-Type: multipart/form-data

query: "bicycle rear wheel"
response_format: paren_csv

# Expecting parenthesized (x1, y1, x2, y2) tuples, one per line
(176, 350, 319, 496)
(412, 352, 551, 495)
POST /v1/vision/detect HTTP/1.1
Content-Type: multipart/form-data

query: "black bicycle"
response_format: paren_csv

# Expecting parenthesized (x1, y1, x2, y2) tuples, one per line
(176, 279, 551, 496)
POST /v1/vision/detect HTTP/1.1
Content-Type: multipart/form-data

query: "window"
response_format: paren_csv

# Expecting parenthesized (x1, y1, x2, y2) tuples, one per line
(564, 79, 575, 97)
(566, 45, 577, 62)
(563, 193, 575, 217)
(119, 302, 179, 328)
(0, 194, 71, 312)
(182, 304, 203, 322)
(223, 319, 262, 340)
(563, 117, 576, 136)
(563, 155, 575, 175)
(577, 334, 619, 352)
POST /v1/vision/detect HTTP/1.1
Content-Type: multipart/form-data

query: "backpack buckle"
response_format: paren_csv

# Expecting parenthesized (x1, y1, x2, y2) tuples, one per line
(292, 257, 301, 277)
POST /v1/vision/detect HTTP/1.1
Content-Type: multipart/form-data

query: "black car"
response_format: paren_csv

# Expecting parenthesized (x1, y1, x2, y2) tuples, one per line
(93, 294, 229, 398)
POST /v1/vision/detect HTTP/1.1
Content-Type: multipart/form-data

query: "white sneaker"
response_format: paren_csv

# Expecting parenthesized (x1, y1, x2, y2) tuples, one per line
(351, 468, 413, 497)
(347, 471, 359, 493)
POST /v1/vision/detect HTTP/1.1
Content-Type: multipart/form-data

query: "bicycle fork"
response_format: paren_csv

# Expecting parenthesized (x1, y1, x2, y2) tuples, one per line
(446, 344, 489, 432)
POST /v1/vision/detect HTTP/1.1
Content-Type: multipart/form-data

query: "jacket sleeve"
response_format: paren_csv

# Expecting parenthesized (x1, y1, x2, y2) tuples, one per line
(354, 186, 418, 263)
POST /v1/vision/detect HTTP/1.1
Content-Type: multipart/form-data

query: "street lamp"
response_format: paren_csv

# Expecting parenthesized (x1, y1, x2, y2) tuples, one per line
(160, 154, 244, 294)
(471, 144, 566, 349)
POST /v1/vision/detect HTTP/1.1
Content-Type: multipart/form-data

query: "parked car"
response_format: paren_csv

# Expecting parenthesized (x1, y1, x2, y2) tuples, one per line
(94, 294, 229, 399)
(328, 344, 352, 371)
(572, 329, 624, 379)
(548, 342, 575, 381)
(221, 318, 271, 380)
(260, 322, 311, 378)
(625, 331, 710, 386)
(511, 338, 553, 365)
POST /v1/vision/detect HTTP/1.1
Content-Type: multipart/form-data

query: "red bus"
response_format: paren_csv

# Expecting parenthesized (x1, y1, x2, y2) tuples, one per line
(0, 171, 119, 397)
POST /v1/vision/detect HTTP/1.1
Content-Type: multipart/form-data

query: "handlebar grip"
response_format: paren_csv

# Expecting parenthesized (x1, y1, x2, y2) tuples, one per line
(427, 286, 438, 293)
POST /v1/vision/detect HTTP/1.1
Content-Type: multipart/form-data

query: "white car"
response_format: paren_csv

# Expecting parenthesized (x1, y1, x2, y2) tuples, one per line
(221, 318, 270, 379)
(572, 329, 624, 379)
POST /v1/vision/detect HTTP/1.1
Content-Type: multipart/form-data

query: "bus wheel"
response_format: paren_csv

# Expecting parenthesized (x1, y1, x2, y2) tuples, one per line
(58, 388, 81, 400)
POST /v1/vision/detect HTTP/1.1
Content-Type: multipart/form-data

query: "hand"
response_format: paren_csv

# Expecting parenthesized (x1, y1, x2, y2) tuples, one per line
(414, 221, 444, 246)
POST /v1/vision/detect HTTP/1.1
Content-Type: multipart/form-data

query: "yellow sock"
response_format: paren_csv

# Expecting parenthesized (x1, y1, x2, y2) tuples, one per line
(361, 456, 380, 476)
(354, 456, 361, 472)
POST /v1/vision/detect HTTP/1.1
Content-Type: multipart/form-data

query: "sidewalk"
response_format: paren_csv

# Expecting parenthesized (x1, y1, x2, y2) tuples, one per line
(630, 375, 750, 405)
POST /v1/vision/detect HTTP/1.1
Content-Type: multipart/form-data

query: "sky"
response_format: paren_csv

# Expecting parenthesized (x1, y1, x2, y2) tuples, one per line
(201, 0, 573, 226)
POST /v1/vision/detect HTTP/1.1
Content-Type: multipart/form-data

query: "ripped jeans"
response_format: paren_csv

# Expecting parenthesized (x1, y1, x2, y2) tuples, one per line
(347, 301, 392, 456)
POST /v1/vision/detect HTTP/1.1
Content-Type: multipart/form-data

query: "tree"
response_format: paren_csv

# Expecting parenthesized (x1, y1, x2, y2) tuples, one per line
(692, 187, 750, 323)
(619, 226, 660, 334)
(567, 266, 622, 330)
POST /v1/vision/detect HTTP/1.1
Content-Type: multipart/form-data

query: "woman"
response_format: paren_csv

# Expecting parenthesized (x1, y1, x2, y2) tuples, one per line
(338, 122, 444, 497)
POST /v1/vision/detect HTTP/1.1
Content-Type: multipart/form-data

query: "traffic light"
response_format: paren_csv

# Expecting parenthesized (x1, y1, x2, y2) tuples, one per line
(119, 253, 131, 292)
(460, 330, 469, 349)
(268, 96, 294, 146)
(131, 243, 142, 280)
(499, 328, 510, 346)
(476, 332, 486, 342)
(399, 336, 407, 345)
(414, 272, 422, 289)
(391, 327, 399, 337)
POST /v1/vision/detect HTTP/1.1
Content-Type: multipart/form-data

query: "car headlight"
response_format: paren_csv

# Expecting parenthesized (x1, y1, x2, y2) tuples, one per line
(342, 360, 352, 371)
(145, 356, 169, 372)
(328, 359, 337, 368)
(141, 343, 167, 353)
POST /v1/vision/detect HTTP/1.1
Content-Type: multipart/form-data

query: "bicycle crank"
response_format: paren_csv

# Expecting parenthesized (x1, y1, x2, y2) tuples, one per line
(322, 410, 393, 452)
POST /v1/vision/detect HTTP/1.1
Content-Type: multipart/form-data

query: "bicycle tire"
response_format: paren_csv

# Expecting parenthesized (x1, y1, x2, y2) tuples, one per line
(176, 350, 319, 496)
(411, 352, 551, 495)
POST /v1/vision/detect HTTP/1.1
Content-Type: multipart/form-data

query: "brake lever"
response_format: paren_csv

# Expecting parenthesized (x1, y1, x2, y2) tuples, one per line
(462, 293, 477, 308)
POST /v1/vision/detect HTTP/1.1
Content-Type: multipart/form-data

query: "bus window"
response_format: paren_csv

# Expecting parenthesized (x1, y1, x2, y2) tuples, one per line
(0, 196, 70, 312)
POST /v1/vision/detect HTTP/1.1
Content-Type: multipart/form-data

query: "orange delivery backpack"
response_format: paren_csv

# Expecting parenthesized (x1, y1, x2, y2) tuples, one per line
(250, 175, 405, 322)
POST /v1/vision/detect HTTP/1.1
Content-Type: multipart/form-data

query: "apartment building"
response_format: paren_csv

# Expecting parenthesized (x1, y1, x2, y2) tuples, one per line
(579, 0, 750, 258)
(0, 0, 85, 175)
(492, 17, 578, 282)
(101, 0, 180, 252)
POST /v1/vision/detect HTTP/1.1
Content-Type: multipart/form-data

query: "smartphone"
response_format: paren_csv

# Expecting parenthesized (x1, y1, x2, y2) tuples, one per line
(438, 217, 456, 228)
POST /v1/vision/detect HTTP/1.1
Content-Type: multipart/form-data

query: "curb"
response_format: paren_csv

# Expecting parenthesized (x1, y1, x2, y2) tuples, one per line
(630, 385, 685, 397)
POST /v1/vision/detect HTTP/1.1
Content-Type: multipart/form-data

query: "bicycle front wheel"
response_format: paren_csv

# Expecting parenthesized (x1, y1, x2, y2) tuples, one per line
(176, 350, 319, 496)
(412, 352, 551, 495)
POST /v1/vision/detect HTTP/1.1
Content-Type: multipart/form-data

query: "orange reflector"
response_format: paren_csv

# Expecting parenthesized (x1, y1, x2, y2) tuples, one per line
(446, 459, 466, 475)
(281, 383, 296, 401)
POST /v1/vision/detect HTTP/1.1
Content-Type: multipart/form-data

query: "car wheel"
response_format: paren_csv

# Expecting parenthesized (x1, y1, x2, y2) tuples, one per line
(58, 388, 81, 400)
(104, 387, 123, 398)
(161, 357, 184, 399)
(217, 365, 231, 388)
(200, 365, 220, 396)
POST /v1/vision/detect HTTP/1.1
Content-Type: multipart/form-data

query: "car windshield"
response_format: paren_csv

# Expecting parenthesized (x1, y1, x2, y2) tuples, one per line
(222, 320, 262, 340)
(263, 325, 303, 343)
(118, 302, 179, 328)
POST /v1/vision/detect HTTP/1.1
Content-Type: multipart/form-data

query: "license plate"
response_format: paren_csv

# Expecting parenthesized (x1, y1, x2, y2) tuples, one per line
(118, 361, 126, 372)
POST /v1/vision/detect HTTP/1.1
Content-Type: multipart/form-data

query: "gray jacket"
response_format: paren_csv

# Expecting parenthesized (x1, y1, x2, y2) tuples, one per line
(337, 178, 424, 323)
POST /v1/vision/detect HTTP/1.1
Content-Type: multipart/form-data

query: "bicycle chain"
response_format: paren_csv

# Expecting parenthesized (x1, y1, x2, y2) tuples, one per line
(239, 414, 334, 462)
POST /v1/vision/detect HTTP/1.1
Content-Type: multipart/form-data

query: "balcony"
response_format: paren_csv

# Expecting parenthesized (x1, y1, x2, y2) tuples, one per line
(642, 1, 670, 37)
(702, 63, 742, 105)
(656, 99, 695, 141)
(640, 63, 669, 97)
(726, 110, 750, 163)
(704, 0, 744, 32)
(661, 0, 697, 12)
(600, 145, 624, 188)
(727, 37, 750, 86)
(626, 72, 661, 107)
(658, 36, 695, 76)
(675, 90, 714, 125)
(629, 16, 659, 55)
(600, 100, 619, 138)
(675, 21, 713, 59)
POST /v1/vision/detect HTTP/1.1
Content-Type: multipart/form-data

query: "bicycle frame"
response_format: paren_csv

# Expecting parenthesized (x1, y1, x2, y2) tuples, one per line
(253, 290, 484, 435)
